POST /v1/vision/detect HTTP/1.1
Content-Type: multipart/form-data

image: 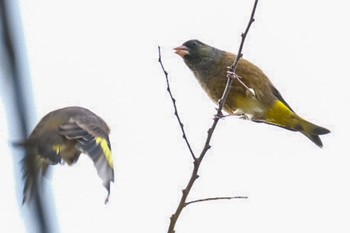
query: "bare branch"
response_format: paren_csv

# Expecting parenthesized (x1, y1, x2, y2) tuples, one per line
(158, 46, 196, 161)
(219, 0, 259, 109)
(185, 196, 248, 207)
(161, 1, 259, 232)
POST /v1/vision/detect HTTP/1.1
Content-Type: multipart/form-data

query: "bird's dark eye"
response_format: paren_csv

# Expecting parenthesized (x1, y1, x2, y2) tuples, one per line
(192, 42, 197, 47)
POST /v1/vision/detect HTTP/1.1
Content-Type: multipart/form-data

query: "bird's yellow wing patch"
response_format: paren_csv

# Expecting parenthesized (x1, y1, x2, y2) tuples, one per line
(52, 144, 66, 154)
(52, 145, 61, 154)
(95, 137, 113, 169)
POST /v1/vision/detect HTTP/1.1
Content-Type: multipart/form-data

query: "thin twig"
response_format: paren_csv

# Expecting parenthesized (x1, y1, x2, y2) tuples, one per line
(165, 1, 259, 232)
(228, 72, 255, 96)
(185, 196, 248, 207)
(158, 46, 196, 161)
(219, 0, 259, 108)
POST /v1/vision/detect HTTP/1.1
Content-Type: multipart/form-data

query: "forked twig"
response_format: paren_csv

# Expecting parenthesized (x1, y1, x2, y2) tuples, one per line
(158, 49, 196, 160)
(219, 0, 259, 108)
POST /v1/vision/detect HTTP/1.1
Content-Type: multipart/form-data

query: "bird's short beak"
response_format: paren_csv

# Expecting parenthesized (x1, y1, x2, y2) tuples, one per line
(174, 45, 189, 58)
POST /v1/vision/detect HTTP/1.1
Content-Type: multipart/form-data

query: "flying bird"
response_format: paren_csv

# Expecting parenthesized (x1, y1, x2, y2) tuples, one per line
(20, 106, 114, 204)
(175, 39, 330, 147)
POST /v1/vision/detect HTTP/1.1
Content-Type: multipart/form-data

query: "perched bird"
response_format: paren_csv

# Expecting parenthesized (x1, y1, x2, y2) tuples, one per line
(20, 106, 114, 204)
(174, 39, 330, 147)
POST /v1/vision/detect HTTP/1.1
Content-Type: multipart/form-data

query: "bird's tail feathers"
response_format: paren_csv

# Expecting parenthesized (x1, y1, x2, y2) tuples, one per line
(262, 100, 330, 147)
(297, 118, 330, 148)
(21, 151, 48, 204)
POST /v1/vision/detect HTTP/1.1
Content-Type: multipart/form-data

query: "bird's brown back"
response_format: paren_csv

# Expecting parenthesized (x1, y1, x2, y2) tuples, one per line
(196, 51, 279, 115)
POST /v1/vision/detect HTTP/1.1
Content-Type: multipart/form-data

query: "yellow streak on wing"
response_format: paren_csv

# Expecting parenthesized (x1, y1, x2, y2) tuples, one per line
(95, 137, 114, 169)
(52, 145, 61, 154)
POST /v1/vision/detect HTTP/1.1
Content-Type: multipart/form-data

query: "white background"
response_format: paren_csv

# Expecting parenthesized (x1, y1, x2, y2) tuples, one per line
(1, 0, 349, 232)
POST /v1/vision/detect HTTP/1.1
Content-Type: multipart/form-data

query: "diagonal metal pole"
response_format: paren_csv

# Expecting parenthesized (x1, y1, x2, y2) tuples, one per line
(0, 0, 55, 232)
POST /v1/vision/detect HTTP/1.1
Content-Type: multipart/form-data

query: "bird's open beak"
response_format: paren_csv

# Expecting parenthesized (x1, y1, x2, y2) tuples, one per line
(174, 45, 189, 58)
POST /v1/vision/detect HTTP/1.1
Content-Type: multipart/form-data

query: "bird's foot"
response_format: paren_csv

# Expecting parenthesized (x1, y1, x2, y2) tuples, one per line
(239, 114, 251, 120)
(232, 109, 253, 120)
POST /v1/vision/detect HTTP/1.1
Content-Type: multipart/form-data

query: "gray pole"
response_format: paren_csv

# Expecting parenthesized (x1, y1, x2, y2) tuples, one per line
(0, 0, 55, 232)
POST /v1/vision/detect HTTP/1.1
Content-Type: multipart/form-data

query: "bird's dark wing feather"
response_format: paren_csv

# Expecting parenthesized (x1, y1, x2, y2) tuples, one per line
(271, 85, 295, 113)
(58, 117, 114, 203)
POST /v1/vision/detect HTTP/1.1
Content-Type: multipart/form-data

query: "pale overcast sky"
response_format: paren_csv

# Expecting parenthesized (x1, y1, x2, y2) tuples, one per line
(1, 0, 349, 232)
